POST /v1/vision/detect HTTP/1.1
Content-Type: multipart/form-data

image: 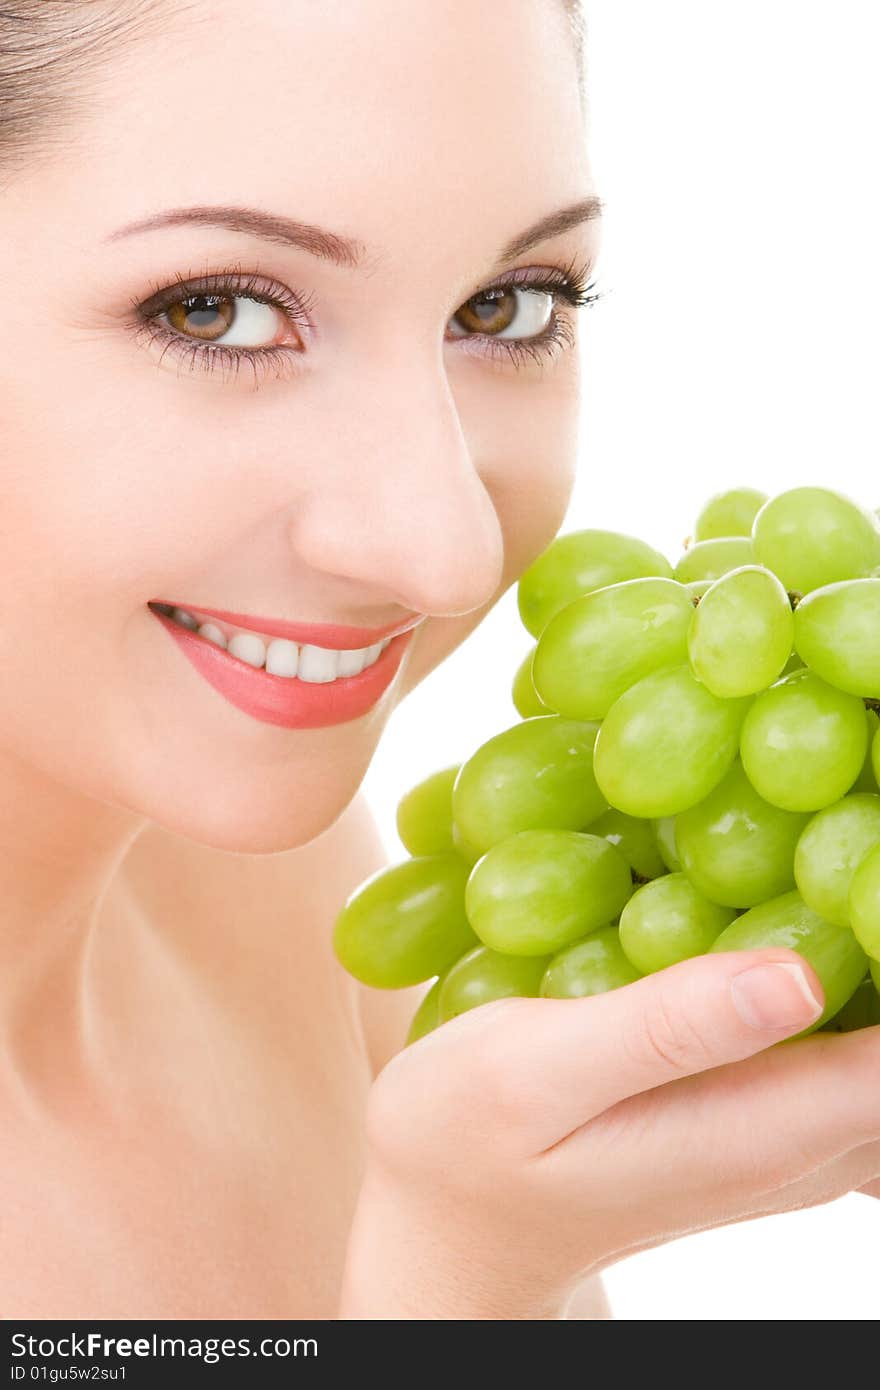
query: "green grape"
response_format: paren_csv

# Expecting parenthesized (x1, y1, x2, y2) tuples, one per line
(687, 565, 794, 698)
(593, 665, 751, 818)
(794, 793, 880, 926)
(693, 487, 768, 541)
(438, 945, 550, 1021)
(674, 760, 810, 907)
(709, 889, 868, 1033)
(751, 486, 880, 594)
(451, 715, 606, 858)
(793, 578, 880, 697)
(820, 976, 880, 1032)
(652, 816, 682, 871)
(618, 873, 736, 973)
(674, 537, 754, 584)
(405, 977, 443, 1045)
(517, 529, 673, 639)
(464, 828, 632, 956)
(541, 926, 642, 998)
(333, 853, 478, 988)
(396, 765, 461, 857)
(684, 579, 714, 601)
(847, 842, 880, 958)
(531, 577, 694, 720)
(512, 646, 550, 718)
(739, 668, 868, 813)
(588, 806, 668, 880)
(871, 958, 880, 995)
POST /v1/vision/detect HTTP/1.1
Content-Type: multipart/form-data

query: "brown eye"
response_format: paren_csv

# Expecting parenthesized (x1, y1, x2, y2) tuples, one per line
(165, 293, 235, 342)
(160, 293, 291, 348)
(449, 285, 554, 342)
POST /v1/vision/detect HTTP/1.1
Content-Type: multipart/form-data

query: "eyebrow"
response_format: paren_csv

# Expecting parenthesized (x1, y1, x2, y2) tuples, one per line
(102, 196, 604, 271)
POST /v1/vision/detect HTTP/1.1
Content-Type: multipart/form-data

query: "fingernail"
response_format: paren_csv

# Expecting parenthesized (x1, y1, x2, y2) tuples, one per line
(730, 962, 824, 1030)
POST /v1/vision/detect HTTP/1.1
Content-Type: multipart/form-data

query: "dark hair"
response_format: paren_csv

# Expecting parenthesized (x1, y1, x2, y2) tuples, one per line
(0, 1, 587, 187)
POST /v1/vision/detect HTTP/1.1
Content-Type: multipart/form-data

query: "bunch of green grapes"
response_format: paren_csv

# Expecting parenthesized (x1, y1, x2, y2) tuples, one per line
(333, 486, 880, 1044)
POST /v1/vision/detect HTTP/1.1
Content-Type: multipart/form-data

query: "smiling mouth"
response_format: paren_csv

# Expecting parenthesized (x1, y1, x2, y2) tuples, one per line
(149, 601, 394, 682)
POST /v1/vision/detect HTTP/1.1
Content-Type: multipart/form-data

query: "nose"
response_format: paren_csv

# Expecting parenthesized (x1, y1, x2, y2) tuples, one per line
(286, 342, 506, 619)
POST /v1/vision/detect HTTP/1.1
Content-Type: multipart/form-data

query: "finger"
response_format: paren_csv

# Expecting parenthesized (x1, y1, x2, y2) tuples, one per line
(466, 948, 825, 1149)
(559, 1022, 880, 1209)
(576, 1138, 880, 1271)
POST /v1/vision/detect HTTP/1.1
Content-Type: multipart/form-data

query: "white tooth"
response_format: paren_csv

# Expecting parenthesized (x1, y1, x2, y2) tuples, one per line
(337, 646, 368, 677)
(298, 643, 340, 683)
(198, 622, 227, 649)
(379, 636, 392, 651)
(364, 642, 384, 665)
(265, 638, 300, 677)
(227, 632, 267, 668)
(172, 607, 199, 630)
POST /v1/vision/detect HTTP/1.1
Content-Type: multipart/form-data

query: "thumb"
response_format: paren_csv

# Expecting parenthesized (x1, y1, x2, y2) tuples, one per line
(478, 948, 825, 1152)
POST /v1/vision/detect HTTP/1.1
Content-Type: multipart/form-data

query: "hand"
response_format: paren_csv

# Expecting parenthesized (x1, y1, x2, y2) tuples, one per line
(339, 948, 880, 1319)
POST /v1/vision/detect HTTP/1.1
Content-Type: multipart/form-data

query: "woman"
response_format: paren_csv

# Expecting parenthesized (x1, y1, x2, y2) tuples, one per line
(0, 0, 877, 1321)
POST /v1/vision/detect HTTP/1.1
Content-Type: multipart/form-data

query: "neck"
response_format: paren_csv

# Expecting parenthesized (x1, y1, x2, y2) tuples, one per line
(0, 746, 148, 1105)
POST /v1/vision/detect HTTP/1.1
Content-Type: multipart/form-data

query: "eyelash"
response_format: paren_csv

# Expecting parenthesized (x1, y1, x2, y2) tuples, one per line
(127, 254, 605, 387)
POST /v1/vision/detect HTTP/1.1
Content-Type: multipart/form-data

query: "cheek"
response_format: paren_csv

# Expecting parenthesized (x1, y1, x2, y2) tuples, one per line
(471, 348, 582, 579)
(0, 344, 244, 791)
(1, 353, 178, 603)
(493, 443, 578, 588)
(0, 335, 271, 622)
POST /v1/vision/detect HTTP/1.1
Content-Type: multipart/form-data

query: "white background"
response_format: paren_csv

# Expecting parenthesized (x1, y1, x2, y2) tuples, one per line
(362, 1, 880, 1318)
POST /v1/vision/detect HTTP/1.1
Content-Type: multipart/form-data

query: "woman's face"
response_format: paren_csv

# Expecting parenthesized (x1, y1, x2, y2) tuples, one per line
(0, 0, 601, 854)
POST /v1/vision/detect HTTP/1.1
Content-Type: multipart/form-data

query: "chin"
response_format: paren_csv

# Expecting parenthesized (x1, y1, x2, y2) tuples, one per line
(126, 756, 369, 858)
(160, 802, 352, 857)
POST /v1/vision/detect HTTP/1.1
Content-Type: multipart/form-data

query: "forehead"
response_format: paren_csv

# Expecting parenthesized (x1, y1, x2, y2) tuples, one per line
(64, 0, 590, 274)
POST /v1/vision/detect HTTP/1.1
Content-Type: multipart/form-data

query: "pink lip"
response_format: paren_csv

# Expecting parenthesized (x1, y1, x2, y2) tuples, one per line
(149, 601, 424, 649)
(150, 606, 415, 729)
